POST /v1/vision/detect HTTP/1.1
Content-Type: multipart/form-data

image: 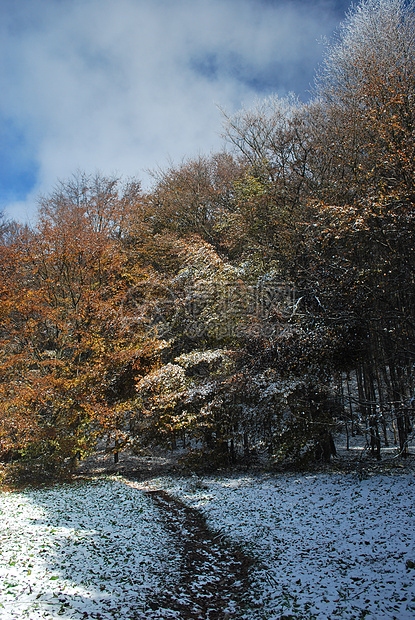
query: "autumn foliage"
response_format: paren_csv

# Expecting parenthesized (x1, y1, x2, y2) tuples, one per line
(1, 0, 415, 482)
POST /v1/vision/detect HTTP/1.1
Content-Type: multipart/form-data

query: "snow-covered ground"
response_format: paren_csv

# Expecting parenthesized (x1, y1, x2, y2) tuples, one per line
(138, 471, 415, 619)
(1, 471, 415, 619)
(0, 479, 181, 619)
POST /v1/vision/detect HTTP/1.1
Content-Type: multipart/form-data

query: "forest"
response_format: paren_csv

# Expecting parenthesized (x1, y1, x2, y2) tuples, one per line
(1, 0, 414, 484)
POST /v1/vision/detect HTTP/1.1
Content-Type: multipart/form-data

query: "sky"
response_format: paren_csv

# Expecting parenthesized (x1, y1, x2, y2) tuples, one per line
(0, 0, 352, 223)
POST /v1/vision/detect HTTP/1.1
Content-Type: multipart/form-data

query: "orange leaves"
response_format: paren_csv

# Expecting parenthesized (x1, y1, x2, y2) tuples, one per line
(0, 384, 41, 455)
(0, 174, 164, 467)
(84, 399, 132, 449)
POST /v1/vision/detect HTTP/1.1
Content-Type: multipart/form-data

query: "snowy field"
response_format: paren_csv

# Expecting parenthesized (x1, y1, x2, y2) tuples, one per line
(138, 471, 415, 619)
(0, 479, 181, 619)
(1, 472, 415, 619)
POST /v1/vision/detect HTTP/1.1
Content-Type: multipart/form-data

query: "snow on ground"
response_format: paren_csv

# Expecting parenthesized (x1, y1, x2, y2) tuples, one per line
(0, 478, 181, 619)
(1, 471, 415, 619)
(142, 471, 415, 619)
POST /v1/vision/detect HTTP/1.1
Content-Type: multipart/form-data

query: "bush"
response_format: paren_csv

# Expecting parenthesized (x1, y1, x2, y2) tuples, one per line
(0, 443, 74, 489)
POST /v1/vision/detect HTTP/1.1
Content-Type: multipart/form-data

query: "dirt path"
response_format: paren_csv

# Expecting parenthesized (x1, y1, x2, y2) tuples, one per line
(125, 483, 259, 619)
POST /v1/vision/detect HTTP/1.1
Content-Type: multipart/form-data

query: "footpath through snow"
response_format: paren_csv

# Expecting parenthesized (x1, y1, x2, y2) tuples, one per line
(140, 488, 257, 618)
(1, 470, 415, 619)
(0, 478, 256, 619)
(134, 470, 415, 619)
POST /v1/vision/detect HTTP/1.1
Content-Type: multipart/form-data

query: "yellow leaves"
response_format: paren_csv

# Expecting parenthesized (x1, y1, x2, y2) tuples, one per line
(234, 173, 269, 200)
(82, 332, 106, 357)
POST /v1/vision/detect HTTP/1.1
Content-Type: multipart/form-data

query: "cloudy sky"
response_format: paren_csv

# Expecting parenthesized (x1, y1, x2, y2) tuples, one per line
(0, 0, 351, 223)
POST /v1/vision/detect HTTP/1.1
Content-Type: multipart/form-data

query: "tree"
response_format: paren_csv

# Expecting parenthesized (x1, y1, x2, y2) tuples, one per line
(300, 0, 415, 456)
(146, 153, 244, 250)
(313, 0, 415, 201)
(0, 174, 166, 479)
(217, 0, 415, 461)
(222, 95, 314, 269)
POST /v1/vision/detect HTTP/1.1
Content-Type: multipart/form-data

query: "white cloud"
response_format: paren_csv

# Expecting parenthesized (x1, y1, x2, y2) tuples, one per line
(0, 0, 347, 222)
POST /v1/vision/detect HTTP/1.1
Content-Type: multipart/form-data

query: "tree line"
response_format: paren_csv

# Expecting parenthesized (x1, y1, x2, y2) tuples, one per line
(1, 0, 414, 482)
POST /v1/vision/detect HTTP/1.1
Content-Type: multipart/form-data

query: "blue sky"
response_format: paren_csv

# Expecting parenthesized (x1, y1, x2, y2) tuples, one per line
(0, 0, 351, 223)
